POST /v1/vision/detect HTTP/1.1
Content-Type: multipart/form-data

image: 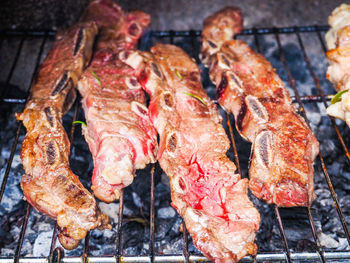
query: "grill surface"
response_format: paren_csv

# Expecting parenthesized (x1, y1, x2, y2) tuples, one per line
(1, 25, 350, 262)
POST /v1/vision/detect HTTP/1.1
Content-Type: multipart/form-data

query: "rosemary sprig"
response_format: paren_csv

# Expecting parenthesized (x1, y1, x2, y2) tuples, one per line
(72, 120, 87, 126)
(331, 89, 349, 104)
(175, 69, 183, 80)
(91, 70, 101, 86)
(184, 92, 206, 105)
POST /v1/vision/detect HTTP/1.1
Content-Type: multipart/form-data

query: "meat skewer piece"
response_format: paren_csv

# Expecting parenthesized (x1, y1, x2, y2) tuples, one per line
(78, 0, 157, 203)
(16, 3, 111, 250)
(125, 43, 260, 263)
(325, 4, 350, 127)
(201, 7, 319, 207)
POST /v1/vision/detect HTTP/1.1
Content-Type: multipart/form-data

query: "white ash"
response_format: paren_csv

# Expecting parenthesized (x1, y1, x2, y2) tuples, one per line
(33, 231, 53, 257)
(157, 207, 176, 219)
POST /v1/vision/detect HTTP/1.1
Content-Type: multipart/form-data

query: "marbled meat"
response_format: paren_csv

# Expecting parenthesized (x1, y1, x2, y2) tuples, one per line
(201, 7, 319, 207)
(78, 0, 157, 203)
(125, 43, 260, 263)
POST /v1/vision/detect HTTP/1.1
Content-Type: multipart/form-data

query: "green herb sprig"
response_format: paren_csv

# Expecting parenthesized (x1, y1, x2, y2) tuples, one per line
(331, 89, 349, 104)
(184, 92, 206, 105)
(91, 70, 101, 86)
(175, 69, 183, 80)
(73, 120, 87, 126)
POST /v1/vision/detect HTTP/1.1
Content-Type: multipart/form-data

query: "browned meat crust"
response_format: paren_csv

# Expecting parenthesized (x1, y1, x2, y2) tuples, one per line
(16, 3, 111, 250)
(201, 7, 319, 207)
(125, 44, 260, 263)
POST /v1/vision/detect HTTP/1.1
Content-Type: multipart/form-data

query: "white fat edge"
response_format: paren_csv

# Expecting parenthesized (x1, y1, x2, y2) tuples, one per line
(125, 51, 143, 70)
(102, 153, 134, 185)
(326, 102, 345, 120)
(186, 207, 208, 228)
(342, 90, 350, 112)
(326, 4, 350, 50)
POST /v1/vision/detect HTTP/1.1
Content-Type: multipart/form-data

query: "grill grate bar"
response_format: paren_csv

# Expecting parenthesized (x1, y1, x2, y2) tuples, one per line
(274, 31, 329, 261)
(0, 34, 26, 100)
(82, 232, 91, 263)
(6, 32, 49, 263)
(226, 114, 242, 175)
(0, 94, 335, 105)
(0, 33, 47, 201)
(149, 25, 329, 38)
(14, 204, 31, 263)
(150, 165, 156, 263)
(116, 189, 124, 263)
(2, 25, 350, 262)
(182, 223, 190, 263)
(296, 31, 350, 164)
(306, 207, 327, 262)
(274, 31, 350, 245)
(273, 206, 292, 263)
(253, 33, 293, 263)
(49, 247, 63, 263)
(49, 224, 59, 261)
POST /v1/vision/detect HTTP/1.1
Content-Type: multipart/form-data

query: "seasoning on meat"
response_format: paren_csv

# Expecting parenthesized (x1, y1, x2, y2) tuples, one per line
(78, 0, 157, 203)
(201, 7, 319, 207)
(15, 1, 113, 250)
(125, 44, 260, 263)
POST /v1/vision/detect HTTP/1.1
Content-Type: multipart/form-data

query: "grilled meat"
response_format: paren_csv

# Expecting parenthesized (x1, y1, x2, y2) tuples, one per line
(16, 8, 111, 249)
(201, 7, 319, 207)
(125, 44, 260, 263)
(324, 4, 350, 127)
(77, 0, 157, 203)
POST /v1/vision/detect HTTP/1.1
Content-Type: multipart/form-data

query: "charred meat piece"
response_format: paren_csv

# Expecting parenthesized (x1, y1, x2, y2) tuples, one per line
(78, 0, 157, 203)
(201, 7, 319, 207)
(16, 4, 112, 250)
(324, 4, 350, 127)
(125, 44, 260, 263)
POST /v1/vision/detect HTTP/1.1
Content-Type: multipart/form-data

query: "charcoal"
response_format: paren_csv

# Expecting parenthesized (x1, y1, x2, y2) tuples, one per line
(1, 29, 350, 263)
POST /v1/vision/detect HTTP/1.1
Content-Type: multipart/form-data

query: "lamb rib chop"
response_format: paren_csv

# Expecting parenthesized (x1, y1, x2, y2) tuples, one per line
(201, 7, 319, 207)
(77, 0, 157, 203)
(324, 4, 350, 127)
(125, 44, 260, 263)
(16, 2, 112, 250)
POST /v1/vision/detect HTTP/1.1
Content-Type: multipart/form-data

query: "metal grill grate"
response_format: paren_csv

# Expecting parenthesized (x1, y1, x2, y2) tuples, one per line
(1, 25, 350, 262)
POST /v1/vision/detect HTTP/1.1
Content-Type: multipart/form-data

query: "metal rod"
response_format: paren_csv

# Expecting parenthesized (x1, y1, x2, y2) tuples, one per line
(316, 30, 327, 54)
(149, 25, 329, 38)
(182, 223, 189, 263)
(13, 204, 31, 263)
(2, 94, 334, 105)
(1, 25, 329, 39)
(169, 30, 175, 45)
(49, 223, 59, 258)
(82, 232, 90, 263)
(274, 206, 292, 263)
(0, 34, 26, 100)
(275, 31, 350, 245)
(254, 33, 293, 263)
(296, 31, 350, 165)
(0, 32, 47, 201)
(3, 251, 350, 263)
(306, 207, 327, 263)
(291, 31, 328, 263)
(149, 165, 155, 263)
(49, 247, 64, 263)
(226, 113, 242, 176)
(0, 122, 22, 202)
(116, 189, 124, 263)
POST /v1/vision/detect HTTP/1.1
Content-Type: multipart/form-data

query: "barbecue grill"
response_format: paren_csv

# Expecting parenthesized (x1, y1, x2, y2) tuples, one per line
(1, 24, 350, 262)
